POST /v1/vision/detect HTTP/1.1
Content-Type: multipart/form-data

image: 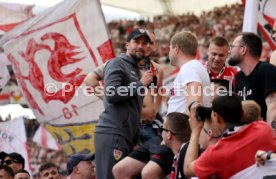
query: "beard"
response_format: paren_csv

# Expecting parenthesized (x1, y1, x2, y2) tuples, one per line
(228, 55, 241, 66)
(129, 51, 145, 62)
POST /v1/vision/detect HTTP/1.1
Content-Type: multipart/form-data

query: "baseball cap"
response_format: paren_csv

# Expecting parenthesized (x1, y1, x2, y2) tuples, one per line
(127, 28, 151, 43)
(0, 152, 25, 168)
(67, 153, 94, 174)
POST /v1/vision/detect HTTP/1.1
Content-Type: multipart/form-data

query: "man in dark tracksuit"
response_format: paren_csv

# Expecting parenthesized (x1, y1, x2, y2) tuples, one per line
(94, 28, 153, 179)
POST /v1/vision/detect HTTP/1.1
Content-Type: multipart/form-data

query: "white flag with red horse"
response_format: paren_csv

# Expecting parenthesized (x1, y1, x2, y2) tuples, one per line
(1, 0, 114, 155)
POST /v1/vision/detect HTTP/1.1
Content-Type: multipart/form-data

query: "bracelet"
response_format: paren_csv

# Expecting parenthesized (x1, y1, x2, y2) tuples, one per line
(266, 150, 273, 160)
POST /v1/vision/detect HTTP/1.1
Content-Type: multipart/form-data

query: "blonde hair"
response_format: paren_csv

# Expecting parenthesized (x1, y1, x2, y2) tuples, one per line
(242, 100, 261, 123)
(170, 31, 198, 56)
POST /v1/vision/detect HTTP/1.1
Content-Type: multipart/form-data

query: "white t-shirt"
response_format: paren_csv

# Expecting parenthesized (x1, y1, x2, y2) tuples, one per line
(167, 59, 211, 114)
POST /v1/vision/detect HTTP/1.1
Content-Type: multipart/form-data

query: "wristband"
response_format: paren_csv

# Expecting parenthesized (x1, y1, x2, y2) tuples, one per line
(266, 151, 273, 160)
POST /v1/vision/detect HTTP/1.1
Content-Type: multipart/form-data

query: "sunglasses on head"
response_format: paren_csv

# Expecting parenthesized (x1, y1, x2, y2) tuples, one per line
(1, 159, 19, 165)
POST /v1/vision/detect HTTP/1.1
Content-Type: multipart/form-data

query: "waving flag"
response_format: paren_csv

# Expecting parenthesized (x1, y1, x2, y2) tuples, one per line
(1, 0, 114, 155)
(0, 3, 33, 100)
(0, 117, 30, 171)
(0, 2, 34, 34)
(242, 0, 276, 50)
(33, 125, 62, 151)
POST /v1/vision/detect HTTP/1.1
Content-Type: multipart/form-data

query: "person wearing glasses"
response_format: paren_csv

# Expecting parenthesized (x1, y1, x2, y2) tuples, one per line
(198, 79, 231, 149)
(270, 19, 276, 67)
(184, 93, 276, 179)
(228, 32, 276, 134)
(207, 36, 237, 85)
(160, 112, 192, 179)
(0, 152, 25, 173)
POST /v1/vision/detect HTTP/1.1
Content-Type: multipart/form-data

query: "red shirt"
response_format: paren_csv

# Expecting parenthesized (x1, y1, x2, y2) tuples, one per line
(194, 121, 276, 179)
(209, 66, 237, 85)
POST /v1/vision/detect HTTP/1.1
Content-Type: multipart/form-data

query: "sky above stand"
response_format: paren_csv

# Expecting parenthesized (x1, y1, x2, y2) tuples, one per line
(0, 0, 142, 22)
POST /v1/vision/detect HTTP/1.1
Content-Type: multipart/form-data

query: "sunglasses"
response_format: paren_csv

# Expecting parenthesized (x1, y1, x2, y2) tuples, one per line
(158, 127, 176, 135)
(1, 159, 19, 165)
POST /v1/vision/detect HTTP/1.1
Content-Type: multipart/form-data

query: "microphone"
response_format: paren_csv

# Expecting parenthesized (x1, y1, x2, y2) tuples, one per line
(144, 58, 157, 88)
(144, 57, 151, 71)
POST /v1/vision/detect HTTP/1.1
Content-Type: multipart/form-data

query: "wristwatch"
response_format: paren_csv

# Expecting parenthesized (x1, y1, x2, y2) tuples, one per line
(266, 151, 273, 160)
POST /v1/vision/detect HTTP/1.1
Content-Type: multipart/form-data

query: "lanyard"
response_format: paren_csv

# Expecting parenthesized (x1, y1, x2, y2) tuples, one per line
(208, 66, 226, 79)
(170, 143, 187, 179)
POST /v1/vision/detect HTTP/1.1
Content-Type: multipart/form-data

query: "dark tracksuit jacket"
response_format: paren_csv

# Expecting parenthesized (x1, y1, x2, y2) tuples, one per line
(95, 54, 144, 145)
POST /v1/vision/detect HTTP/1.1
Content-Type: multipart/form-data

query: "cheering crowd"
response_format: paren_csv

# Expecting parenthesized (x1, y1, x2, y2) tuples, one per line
(1, 2, 276, 179)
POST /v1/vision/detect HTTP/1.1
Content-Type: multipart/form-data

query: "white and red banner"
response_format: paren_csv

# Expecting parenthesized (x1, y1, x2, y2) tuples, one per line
(0, 2, 34, 34)
(2, 0, 114, 155)
(0, 2, 34, 101)
(0, 117, 30, 170)
(242, 0, 276, 50)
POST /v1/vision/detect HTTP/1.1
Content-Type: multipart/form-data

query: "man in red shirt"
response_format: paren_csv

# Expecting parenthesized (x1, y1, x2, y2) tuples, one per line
(207, 36, 237, 85)
(184, 93, 276, 179)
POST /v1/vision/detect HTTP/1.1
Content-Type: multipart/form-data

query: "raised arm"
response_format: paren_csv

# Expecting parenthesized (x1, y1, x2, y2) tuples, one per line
(185, 82, 203, 115)
(183, 102, 202, 177)
(84, 63, 105, 99)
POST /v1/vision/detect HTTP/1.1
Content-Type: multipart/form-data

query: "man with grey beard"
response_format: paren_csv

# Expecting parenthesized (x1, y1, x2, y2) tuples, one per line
(94, 28, 153, 179)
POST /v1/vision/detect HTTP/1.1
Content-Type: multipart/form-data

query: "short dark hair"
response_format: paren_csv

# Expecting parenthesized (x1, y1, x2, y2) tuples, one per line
(166, 112, 191, 142)
(240, 32, 262, 58)
(15, 169, 30, 176)
(0, 164, 14, 177)
(39, 162, 59, 175)
(209, 36, 229, 47)
(212, 92, 243, 124)
(0, 152, 25, 169)
(211, 79, 233, 91)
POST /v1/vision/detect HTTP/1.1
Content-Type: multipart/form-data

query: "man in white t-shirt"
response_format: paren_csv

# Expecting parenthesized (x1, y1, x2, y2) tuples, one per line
(167, 31, 210, 114)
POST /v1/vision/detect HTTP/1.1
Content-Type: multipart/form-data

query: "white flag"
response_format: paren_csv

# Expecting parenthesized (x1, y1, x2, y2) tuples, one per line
(0, 2, 34, 33)
(0, 118, 30, 171)
(242, 0, 276, 50)
(2, 0, 114, 155)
